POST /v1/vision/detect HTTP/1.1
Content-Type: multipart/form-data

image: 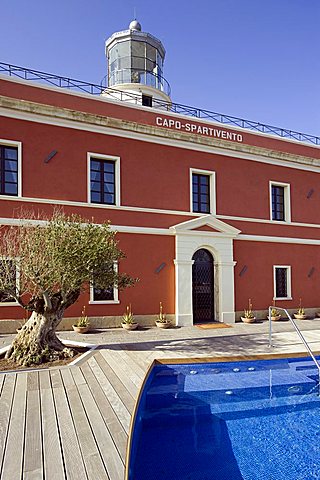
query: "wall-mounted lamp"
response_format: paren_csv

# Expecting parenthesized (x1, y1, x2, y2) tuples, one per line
(308, 267, 315, 278)
(307, 189, 314, 199)
(239, 265, 248, 277)
(44, 150, 58, 163)
(155, 262, 166, 274)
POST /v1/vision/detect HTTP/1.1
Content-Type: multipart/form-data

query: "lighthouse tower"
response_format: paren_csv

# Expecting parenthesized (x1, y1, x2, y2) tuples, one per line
(102, 20, 171, 108)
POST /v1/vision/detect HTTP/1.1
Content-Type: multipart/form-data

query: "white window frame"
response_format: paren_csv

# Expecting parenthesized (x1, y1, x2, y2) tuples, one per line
(87, 152, 121, 206)
(89, 262, 120, 304)
(269, 181, 291, 222)
(273, 265, 292, 300)
(0, 139, 22, 198)
(0, 257, 20, 306)
(190, 168, 216, 215)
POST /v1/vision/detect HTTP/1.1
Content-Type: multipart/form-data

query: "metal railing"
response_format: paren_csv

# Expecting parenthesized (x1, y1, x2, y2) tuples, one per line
(268, 306, 320, 389)
(1, 61, 320, 146)
(102, 69, 171, 96)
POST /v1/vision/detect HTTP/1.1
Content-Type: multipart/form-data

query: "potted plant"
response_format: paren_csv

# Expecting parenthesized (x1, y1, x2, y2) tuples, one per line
(241, 299, 256, 323)
(155, 302, 171, 328)
(121, 304, 138, 330)
(294, 299, 307, 320)
(72, 306, 90, 333)
(268, 301, 282, 321)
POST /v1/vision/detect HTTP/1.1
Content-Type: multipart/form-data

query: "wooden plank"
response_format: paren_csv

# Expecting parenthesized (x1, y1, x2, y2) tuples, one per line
(39, 370, 65, 480)
(100, 350, 140, 397)
(70, 366, 86, 386)
(94, 352, 135, 413)
(1, 373, 27, 480)
(112, 347, 147, 381)
(80, 363, 128, 464)
(0, 374, 16, 472)
(121, 347, 155, 372)
(87, 356, 131, 432)
(73, 367, 124, 480)
(60, 368, 107, 480)
(50, 369, 87, 480)
(23, 372, 43, 480)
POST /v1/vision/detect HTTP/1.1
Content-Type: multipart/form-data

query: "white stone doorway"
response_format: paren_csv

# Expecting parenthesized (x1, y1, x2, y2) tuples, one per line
(170, 215, 240, 326)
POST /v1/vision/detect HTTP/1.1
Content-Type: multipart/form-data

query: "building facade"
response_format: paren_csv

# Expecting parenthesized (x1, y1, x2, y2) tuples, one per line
(0, 22, 320, 332)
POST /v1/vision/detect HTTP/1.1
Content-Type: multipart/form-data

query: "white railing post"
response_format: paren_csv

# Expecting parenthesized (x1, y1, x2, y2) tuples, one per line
(268, 306, 273, 348)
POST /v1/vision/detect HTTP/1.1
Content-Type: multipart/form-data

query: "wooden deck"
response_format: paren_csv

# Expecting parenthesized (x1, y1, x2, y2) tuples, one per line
(1, 325, 320, 480)
(0, 346, 155, 480)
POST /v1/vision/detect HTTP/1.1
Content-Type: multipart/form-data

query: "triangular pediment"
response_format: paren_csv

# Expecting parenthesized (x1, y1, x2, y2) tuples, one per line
(192, 225, 221, 233)
(170, 215, 241, 236)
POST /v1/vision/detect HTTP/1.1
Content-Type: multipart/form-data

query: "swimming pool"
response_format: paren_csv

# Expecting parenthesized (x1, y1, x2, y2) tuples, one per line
(128, 357, 320, 480)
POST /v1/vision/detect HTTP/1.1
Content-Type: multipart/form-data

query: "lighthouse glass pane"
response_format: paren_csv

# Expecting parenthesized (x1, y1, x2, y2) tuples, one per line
(113, 40, 129, 59)
(132, 56, 145, 70)
(157, 51, 163, 70)
(146, 44, 156, 71)
(119, 56, 130, 69)
(109, 46, 117, 64)
(132, 41, 145, 69)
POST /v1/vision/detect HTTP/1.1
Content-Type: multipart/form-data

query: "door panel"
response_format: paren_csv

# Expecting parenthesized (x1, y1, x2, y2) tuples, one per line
(192, 249, 214, 323)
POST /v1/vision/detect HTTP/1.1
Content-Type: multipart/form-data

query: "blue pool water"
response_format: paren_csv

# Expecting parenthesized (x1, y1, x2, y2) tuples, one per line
(129, 357, 320, 480)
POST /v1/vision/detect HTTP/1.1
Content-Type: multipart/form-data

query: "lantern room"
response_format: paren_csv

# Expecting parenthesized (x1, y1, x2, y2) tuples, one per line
(102, 20, 171, 107)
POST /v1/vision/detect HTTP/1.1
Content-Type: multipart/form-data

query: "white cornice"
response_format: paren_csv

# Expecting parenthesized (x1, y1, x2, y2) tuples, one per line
(0, 217, 319, 244)
(0, 193, 320, 230)
(237, 234, 320, 245)
(0, 101, 320, 173)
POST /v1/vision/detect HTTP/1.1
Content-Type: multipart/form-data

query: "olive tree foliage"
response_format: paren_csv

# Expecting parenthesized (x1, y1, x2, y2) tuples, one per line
(0, 212, 135, 365)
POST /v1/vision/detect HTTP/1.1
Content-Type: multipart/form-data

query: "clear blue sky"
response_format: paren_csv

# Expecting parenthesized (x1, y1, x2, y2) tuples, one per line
(1, 0, 319, 136)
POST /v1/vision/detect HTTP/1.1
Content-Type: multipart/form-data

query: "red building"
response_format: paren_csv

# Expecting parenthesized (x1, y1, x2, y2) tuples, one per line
(0, 20, 320, 332)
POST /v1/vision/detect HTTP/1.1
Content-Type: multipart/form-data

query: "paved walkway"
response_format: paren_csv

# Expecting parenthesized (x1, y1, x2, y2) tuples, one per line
(1, 318, 320, 479)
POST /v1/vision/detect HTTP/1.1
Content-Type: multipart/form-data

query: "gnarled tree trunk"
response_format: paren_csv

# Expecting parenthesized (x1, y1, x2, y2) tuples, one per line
(6, 310, 74, 366)
(6, 291, 80, 366)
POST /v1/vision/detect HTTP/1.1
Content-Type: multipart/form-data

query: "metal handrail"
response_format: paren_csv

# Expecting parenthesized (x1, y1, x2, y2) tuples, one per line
(268, 306, 320, 388)
(101, 68, 171, 96)
(1, 61, 320, 146)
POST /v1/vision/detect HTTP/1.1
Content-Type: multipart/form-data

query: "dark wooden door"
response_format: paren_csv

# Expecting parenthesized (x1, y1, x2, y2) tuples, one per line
(192, 249, 214, 323)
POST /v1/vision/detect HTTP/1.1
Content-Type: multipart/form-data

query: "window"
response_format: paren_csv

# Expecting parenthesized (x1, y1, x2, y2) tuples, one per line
(89, 263, 119, 304)
(273, 266, 291, 300)
(0, 258, 18, 305)
(142, 94, 153, 107)
(190, 169, 216, 214)
(88, 153, 120, 206)
(92, 285, 116, 302)
(270, 181, 291, 222)
(192, 174, 210, 213)
(0, 144, 19, 196)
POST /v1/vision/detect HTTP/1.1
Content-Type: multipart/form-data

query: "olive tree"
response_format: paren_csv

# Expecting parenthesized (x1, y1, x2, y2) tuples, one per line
(0, 212, 135, 366)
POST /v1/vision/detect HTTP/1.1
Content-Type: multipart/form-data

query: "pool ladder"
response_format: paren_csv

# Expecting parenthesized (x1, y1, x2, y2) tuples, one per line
(268, 306, 320, 390)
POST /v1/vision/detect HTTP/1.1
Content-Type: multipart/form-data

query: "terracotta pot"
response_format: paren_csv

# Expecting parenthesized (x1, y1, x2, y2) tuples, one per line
(268, 315, 282, 322)
(293, 314, 307, 320)
(155, 321, 171, 329)
(121, 322, 138, 330)
(241, 316, 256, 324)
(72, 325, 90, 333)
